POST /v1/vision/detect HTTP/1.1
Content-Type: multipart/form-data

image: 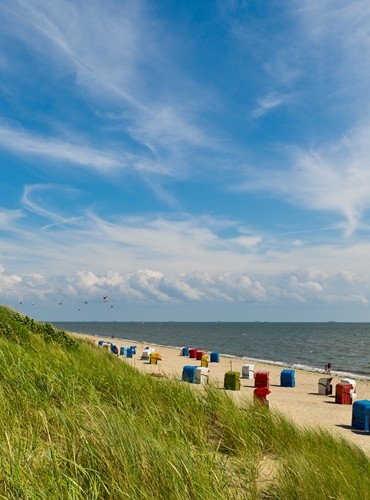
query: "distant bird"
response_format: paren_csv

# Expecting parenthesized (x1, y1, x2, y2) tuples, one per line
(58, 302, 63, 306)
(110, 305, 113, 309)
(19, 301, 22, 305)
(103, 295, 108, 303)
(84, 301, 88, 304)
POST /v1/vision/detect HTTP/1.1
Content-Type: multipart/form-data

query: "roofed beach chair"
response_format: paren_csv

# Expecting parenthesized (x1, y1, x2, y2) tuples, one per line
(318, 377, 333, 395)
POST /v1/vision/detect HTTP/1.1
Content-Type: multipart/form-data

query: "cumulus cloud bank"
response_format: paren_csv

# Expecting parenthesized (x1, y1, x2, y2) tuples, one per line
(1, 266, 369, 308)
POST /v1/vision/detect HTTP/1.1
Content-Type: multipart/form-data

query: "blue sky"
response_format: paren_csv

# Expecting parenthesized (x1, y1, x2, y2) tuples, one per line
(1, 0, 370, 322)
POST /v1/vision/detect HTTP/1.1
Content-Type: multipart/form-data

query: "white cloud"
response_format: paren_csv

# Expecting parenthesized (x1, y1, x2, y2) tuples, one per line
(21, 184, 85, 229)
(230, 235, 262, 249)
(238, 122, 370, 236)
(252, 91, 290, 118)
(0, 122, 122, 172)
(0, 265, 22, 289)
(128, 105, 214, 155)
(0, 208, 24, 229)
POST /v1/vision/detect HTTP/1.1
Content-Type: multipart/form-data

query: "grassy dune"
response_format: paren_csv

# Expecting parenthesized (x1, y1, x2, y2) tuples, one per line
(0, 305, 369, 499)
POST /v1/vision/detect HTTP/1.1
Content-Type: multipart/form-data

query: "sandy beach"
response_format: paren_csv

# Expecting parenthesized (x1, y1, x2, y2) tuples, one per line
(73, 332, 370, 455)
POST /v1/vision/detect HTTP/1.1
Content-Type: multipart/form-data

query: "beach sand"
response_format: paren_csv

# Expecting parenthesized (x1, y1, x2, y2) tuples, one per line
(73, 332, 370, 455)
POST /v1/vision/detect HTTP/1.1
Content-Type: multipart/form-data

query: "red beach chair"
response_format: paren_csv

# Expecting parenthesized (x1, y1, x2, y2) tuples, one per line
(335, 383, 352, 405)
(254, 387, 271, 406)
(254, 371, 270, 388)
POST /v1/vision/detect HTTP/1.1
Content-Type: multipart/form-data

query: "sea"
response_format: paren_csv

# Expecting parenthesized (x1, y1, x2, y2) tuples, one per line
(51, 321, 370, 381)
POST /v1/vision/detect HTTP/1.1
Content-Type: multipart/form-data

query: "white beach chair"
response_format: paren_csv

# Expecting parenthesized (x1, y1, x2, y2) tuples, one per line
(318, 377, 333, 395)
(141, 347, 155, 360)
(241, 364, 255, 379)
(195, 367, 209, 384)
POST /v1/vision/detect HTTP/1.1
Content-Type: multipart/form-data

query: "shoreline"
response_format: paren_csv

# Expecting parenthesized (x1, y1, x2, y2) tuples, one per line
(52, 321, 370, 379)
(71, 331, 370, 455)
(76, 333, 370, 382)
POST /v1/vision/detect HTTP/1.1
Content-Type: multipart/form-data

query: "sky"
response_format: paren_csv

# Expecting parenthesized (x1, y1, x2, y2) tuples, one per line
(2, 0, 370, 322)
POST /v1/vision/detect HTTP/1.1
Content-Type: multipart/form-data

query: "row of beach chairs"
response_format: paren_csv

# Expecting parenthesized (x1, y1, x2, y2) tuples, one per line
(181, 346, 362, 408)
(98, 341, 162, 365)
(98, 340, 370, 432)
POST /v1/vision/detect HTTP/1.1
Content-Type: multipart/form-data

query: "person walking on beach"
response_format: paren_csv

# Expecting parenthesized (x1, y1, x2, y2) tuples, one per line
(325, 362, 332, 374)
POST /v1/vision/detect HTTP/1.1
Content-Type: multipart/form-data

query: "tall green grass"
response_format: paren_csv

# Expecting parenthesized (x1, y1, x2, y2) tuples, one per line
(0, 305, 369, 499)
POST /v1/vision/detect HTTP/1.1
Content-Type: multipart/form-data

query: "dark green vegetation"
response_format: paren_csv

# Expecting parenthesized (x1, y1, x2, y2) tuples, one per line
(0, 305, 369, 499)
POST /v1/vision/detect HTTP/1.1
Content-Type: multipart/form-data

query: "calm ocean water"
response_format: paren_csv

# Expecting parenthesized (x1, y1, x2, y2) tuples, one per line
(52, 322, 370, 380)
